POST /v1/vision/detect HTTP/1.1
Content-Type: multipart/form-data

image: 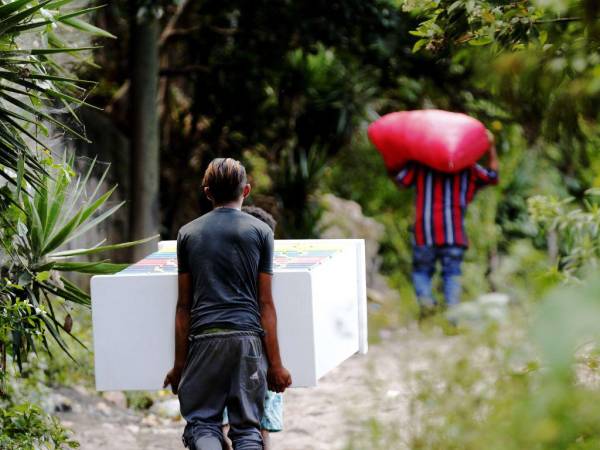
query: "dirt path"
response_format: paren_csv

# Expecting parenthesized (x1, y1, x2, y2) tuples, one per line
(58, 326, 452, 450)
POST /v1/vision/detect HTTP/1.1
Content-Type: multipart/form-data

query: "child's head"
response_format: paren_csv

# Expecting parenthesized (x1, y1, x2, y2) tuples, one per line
(242, 206, 277, 232)
(202, 158, 250, 206)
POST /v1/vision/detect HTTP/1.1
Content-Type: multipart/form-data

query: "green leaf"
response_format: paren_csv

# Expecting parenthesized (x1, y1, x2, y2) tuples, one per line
(52, 261, 129, 274)
(10, 4, 106, 33)
(0, 0, 33, 19)
(40, 280, 89, 306)
(35, 173, 49, 238)
(0, 0, 52, 36)
(62, 156, 96, 220)
(35, 271, 51, 282)
(16, 149, 24, 201)
(44, 85, 102, 111)
(0, 112, 49, 152)
(49, 235, 160, 258)
(42, 185, 118, 254)
(468, 36, 494, 46)
(23, 189, 45, 256)
(60, 17, 117, 39)
(45, 0, 77, 8)
(412, 39, 428, 53)
(30, 46, 100, 55)
(0, 91, 90, 142)
(40, 209, 85, 256)
(43, 167, 69, 237)
(64, 199, 125, 245)
(38, 310, 76, 361)
(60, 276, 91, 303)
(0, 70, 97, 85)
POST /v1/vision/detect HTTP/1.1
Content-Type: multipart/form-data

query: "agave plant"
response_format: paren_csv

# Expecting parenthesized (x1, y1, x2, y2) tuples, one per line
(0, 0, 115, 196)
(0, 1, 131, 375)
(0, 157, 156, 374)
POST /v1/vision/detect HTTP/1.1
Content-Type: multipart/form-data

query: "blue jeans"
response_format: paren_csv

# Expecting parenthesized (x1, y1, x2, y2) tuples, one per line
(412, 245, 465, 308)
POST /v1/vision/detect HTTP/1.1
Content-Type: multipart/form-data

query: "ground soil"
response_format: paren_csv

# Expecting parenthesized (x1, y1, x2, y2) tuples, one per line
(58, 326, 450, 450)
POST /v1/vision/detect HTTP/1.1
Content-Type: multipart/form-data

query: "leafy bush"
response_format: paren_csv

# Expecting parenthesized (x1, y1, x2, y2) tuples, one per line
(348, 274, 600, 449)
(529, 191, 600, 279)
(0, 3, 151, 447)
(0, 402, 79, 449)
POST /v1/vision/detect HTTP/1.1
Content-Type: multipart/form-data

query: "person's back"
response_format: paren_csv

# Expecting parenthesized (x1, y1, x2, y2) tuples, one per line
(164, 158, 291, 450)
(178, 208, 273, 334)
(392, 136, 499, 317)
(395, 163, 498, 247)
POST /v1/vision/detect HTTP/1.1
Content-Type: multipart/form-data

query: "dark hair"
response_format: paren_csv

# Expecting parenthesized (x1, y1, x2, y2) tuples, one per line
(242, 206, 277, 232)
(202, 158, 247, 204)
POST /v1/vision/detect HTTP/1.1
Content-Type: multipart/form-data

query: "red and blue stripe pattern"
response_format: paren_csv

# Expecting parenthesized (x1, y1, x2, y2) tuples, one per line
(395, 162, 498, 247)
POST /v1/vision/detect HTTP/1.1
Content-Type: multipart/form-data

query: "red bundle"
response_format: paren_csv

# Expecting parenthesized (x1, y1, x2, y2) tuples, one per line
(368, 110, 490, 173)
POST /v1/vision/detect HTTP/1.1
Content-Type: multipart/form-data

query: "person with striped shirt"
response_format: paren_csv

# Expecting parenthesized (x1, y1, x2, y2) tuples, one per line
(392, 135, 499, 317)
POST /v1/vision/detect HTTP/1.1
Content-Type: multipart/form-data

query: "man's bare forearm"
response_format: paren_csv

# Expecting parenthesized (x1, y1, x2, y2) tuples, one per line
(164, 273, 192, 393)
(261, 302, 283, 369)
(488, 145, 499, 172)
(174, 305, 190, 370)
(258, 272, 292, 392)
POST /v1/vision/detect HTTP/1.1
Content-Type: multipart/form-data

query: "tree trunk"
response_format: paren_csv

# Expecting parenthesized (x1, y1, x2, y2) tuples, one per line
(129, 6, 160, 261)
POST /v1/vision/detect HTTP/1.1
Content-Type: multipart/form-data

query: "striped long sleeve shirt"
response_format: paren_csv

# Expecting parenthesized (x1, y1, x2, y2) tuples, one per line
(395, 163, 498, 247)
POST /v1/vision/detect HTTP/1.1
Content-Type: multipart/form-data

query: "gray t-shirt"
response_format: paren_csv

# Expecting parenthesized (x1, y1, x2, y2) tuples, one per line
(177, 207, 274, 334)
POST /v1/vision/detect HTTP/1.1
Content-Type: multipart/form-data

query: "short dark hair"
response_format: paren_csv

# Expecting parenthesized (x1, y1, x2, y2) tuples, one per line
(202, 158, 247, 204)
(242, 206, 277, 232)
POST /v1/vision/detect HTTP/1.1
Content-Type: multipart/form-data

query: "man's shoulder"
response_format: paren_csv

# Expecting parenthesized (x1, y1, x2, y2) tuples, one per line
(179, 214, 210, 237)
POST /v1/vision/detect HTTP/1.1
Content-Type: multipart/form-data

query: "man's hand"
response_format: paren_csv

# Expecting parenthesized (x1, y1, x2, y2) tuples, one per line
(267, 364, 292, 393)
(165, 273, 192, 396)
(486, 129, 496, 147)
(163, 366, 183, 395)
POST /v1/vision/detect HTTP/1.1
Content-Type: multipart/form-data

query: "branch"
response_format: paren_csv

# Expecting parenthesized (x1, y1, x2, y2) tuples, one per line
(535, 16, 584, 24)
(159, 0, 194, 48)
(161, 25, 203, 42)
(209, 25, 238, 36)
(105, 80, 130, 114)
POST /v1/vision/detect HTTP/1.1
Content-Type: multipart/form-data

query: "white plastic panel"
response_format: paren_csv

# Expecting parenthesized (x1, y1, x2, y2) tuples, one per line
(272, 271, 317, 387)
(91, 239, 367, 391)
(91, 274, 176, 391)
(310, 245, 359, 379)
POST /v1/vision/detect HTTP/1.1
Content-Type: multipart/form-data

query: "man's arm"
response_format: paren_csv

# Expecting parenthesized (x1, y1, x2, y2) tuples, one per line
(486, 130, 499, 172)
(163, 272, 192, 394)
(389, 162, 416, 189)
(258, 272, 292, 393)
(488, 142, 499, 173)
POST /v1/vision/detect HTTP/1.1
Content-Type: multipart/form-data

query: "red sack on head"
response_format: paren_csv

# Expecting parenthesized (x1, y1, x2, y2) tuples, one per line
(367, 110, 490, 173)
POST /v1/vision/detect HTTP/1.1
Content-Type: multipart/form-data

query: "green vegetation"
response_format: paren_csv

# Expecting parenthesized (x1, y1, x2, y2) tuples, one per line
(0, 2, 145, 448)
(0, 402, 79, 449)
(341, 1, 600, 448)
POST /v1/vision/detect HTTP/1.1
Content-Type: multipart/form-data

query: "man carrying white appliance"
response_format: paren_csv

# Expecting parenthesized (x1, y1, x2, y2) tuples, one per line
(163, 158, 292, 450)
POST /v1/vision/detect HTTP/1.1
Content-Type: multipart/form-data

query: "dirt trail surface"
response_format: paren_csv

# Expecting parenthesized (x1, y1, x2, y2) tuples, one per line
(58, 327, 450, 450)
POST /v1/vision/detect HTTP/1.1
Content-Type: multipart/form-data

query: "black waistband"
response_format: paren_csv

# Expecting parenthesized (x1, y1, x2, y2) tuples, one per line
(188, 330, 261, 341)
